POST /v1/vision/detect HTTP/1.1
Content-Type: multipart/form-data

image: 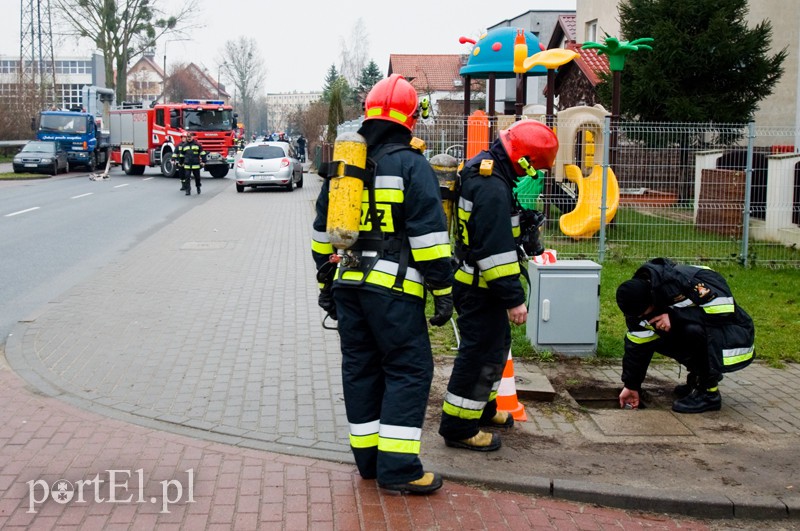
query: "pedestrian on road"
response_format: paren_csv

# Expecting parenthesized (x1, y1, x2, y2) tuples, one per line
(311, 74, 453, 495)
(173, 132, 206, 196)
(296, 135, 307, 162)
(616, 258, 756, 413)
(438, 120, 558, 452)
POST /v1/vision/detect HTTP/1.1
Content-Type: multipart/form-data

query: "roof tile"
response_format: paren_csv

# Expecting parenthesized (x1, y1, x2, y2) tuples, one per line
(388, 54, 465, 92)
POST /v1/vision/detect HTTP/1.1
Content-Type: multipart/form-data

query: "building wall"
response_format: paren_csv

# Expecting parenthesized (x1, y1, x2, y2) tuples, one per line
(265, 92, 322, 132)
(0, 55, 94, 109)
(574, 0, 799, 133)
(748, 1, 799, 132)
(575, 0, 620, 43)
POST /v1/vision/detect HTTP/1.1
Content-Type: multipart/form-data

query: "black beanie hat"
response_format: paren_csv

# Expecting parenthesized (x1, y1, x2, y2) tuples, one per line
(616, 278, 652, 317)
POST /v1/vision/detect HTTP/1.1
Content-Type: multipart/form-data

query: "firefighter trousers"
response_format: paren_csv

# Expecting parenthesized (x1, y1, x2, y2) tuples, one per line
(439, 284, 510, 441)
(333, 287, 433, 484)
(181, 167, 201, 193)
(649, 318, 720, 388)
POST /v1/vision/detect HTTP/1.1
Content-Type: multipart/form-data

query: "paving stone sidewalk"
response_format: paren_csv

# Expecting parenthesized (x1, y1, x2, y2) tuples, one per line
(3, 172, 800, 523)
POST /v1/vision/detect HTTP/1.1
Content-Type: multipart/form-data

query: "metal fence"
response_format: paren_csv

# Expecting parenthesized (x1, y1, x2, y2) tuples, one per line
(315, 115, 800, 268)
(408, 115, 800, 268)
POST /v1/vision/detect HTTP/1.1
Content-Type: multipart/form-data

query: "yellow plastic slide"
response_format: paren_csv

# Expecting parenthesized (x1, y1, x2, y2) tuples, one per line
(558, 164, 620, 240)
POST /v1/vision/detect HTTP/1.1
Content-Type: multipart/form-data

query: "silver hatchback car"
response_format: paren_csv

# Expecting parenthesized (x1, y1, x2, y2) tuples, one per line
(234, 142, 304, 192)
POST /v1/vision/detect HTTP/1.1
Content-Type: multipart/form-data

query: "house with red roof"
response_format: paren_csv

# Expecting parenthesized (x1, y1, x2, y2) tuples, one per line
(387, 54, 484, 116)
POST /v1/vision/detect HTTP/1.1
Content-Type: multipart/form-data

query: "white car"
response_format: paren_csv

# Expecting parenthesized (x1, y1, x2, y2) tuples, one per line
(234, 141, 303, 192)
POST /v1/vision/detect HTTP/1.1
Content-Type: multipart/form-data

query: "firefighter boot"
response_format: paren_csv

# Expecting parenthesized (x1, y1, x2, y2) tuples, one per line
(479, 410, 514, 429)
(444, 430, 501, 452)
(673, 373, 699, 399)
(379, 472, 443, 495)
(672, 387, 722, 414)
(185, 186, 191, 196)
(196, 185, 201, 195)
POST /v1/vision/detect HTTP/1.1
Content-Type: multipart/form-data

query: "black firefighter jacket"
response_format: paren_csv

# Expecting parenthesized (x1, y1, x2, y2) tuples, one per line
(311, 138, 452, 300)
(453, 145, 526, 309)
(621, 258, 755, 390)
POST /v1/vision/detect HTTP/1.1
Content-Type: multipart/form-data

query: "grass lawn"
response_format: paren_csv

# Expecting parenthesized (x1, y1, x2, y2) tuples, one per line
(0, 172, 50, 180)
(429, 258, 800, 366)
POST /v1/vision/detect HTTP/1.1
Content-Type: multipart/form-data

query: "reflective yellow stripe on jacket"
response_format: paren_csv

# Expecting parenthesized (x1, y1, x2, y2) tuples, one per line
(337, 259, 425, 298)
(723, 345, 755, 367)
(409, 231, 451, 262)
(311, 229, 334, 256)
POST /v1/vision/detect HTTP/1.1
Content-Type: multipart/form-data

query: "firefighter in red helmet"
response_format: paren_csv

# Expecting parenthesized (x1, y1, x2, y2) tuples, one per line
(311, 74, 452, 494)
(439, 119, 558, 451)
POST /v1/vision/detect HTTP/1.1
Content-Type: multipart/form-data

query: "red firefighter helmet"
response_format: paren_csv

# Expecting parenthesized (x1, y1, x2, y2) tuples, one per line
(363, 74, 419, 131)
(499, 120, 559, 176)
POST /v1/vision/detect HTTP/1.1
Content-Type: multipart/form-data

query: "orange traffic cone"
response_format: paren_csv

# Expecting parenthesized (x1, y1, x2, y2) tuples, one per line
(496, 350, 527, 421)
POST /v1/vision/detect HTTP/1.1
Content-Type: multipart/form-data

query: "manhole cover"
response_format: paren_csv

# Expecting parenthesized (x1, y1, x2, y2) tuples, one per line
(568, 387, 670, 411)
(181, 241, 231, 250)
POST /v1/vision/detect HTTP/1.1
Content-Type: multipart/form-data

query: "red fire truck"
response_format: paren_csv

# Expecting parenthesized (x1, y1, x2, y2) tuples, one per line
(109, 99, 237, 178)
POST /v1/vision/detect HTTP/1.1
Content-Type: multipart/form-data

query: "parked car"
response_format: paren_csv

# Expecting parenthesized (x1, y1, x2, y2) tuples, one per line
(234, 141, 303, 192)
(12, 141, 69, 175)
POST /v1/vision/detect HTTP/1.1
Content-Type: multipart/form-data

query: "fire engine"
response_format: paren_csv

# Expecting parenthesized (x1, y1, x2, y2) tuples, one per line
(109, 99, 237, 178)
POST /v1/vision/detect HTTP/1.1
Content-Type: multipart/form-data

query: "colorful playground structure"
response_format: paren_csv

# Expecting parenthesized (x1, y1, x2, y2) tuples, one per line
(458, 27, 620, 240)
(462, 102, 621, 240)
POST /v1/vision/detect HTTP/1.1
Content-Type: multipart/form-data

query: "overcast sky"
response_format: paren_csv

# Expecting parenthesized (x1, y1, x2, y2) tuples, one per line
(4, 0, 576, 94)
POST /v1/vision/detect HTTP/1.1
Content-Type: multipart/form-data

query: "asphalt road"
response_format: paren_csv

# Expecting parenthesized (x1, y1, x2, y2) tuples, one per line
(0, 165, 233, 342)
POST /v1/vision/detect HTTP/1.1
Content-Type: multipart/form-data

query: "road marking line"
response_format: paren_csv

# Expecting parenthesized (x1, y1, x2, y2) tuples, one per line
(143, 177, 154, 181)
(5, 207, 40, 217)
(71, 193, 93, 199)
(113, 183, 129, 188)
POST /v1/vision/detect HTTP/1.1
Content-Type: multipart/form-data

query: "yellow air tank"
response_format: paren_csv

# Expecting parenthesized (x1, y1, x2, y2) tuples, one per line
(429, 153, 459, 236)
(327, 132, 368, 249)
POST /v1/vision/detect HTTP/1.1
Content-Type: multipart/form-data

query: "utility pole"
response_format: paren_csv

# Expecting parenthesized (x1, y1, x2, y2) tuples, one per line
(19, 0, 57, 109)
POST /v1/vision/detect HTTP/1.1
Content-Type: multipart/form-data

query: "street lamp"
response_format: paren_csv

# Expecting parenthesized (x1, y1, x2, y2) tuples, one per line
(162, 38, 190, 98)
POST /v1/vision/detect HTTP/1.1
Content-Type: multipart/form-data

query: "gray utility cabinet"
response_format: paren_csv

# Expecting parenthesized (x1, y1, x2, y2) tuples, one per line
(526, 260, 601, 357)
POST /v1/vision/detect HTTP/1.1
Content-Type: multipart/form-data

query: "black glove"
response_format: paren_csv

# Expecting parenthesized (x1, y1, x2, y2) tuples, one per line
(318, 284, 337, 320)
(428, 286, 453, 327)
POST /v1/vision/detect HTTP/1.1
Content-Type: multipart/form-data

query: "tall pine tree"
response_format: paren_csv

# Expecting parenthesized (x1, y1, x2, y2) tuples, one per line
(356, 60, 383, 106)
(609, 0, 786, 123)
(322, 64, 340, 103)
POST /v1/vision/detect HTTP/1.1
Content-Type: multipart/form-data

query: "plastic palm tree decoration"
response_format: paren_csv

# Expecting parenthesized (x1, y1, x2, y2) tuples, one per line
(582, 35, 653, 71)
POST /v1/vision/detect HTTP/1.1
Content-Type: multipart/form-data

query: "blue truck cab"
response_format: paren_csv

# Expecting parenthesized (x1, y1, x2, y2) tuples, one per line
(37, 109, 110, 171)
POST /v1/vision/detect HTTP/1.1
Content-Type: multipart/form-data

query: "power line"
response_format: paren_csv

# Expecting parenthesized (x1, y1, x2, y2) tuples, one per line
(19, 0, 57, 108)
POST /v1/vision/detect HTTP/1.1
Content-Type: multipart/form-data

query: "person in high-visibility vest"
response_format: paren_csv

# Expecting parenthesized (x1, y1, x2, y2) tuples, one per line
(312, 74, 452, 494)
(439, 120, 558, 452)
(616, 258, 755, 413)
(173, 132, 206, 196)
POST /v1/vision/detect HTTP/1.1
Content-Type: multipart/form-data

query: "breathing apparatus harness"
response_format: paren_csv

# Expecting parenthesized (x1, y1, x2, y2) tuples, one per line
(452, 154, 546, 295)
(318, 141, 420, 297)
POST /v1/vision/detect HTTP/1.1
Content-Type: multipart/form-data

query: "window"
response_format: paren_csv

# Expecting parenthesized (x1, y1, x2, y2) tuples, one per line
(155, 109, 164, 126)
(586, 20, 598, 43)
(242, 145, 286, 160)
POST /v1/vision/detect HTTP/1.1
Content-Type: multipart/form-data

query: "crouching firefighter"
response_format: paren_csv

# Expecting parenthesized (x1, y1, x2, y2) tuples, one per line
(311, 74, 453, 494)
(439, 119, 558, 452)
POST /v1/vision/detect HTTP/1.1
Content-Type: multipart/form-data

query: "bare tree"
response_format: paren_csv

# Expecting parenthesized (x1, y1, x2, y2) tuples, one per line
(0, 84, 38, 140)
(291, 100, 328, 168)
(53, 0, 198, 103)
(339, 18, 369, 87)
(164, 63, 213, 102)
(219, 37, 266, 135)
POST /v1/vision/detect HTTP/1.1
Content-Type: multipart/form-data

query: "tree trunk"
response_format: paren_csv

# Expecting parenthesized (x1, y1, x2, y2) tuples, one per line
(115, 56, 128, 103)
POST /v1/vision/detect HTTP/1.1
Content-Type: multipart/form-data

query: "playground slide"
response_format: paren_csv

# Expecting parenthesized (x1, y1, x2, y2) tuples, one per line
(558, 164, 620, 240)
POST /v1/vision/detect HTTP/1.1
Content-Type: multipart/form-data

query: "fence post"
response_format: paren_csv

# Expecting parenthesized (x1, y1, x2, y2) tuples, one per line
(598, 116, 612, 263)
(741, 121, 755, 266)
